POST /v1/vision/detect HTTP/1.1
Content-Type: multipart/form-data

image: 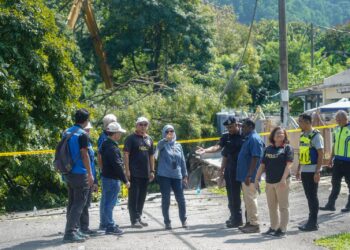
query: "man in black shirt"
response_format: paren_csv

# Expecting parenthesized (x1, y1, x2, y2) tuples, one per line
(196, 116, 244, 227)
(124, 117, 155, 228)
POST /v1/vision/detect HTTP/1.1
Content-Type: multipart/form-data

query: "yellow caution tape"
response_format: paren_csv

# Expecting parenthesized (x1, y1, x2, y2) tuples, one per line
(0, 124, 338, 157)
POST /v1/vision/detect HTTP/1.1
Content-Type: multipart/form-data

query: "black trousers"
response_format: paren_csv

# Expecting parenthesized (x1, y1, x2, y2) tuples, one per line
(128, 176, 149, 224)
(224, 167, 242, 223)
(327, 159, 350, 208)
(65, 173, 89, 236)
(301, 172, 319, 225)
(79, 187, 92, 231)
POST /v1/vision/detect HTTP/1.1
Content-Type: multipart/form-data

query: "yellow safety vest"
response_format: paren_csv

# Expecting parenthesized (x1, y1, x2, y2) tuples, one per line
(299, 130, 319, 165)
(333, 124, 350, 161)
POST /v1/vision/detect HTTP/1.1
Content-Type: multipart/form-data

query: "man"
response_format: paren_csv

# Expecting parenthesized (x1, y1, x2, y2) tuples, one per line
(63, 109, 94, 242)
(98, 114, 117, 230)
(196, 116, 244, 228)
(100, 122, 130, 235)
(320, 110, 350, 212)
(75, 122, 98, 236)
(124, 117, 155, 228)
(236, 119, 264, 233)
(296, 113, 324, 231)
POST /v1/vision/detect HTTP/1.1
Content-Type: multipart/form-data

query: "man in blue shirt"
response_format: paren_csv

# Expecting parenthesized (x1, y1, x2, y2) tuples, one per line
(63, 109, 94, 243)
(237, 119, 264, 233)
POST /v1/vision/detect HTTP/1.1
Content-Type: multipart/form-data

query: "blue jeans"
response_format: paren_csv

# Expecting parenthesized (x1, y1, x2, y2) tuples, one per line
(101, 176, 120, 229)
(158, 176, 187, 224)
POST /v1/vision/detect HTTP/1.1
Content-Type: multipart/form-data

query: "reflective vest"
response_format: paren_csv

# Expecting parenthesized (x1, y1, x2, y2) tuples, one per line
(333, 124, 350, 162)
(299, 130, 319, 165)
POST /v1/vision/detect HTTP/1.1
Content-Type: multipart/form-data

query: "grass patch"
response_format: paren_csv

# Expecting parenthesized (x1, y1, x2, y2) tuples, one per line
(209, 181, 266, 196)
(315, 233, 350, 250)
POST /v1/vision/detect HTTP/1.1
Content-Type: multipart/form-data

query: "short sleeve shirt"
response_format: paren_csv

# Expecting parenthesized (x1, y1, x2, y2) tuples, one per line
(262, 144, 294, 184)
(236, 131, 264, 182)
(124, 133, 154, 178)
(220, 133, 244, 169)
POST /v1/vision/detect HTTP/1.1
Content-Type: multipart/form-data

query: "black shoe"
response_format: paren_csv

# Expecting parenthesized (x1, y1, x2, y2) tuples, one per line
(227, 220, 243, 228)
(225, 216, 234, 225)
(80, 229, 98, 236)
(139, 220, 148, 227)
(272, 228, 286, 237)
(298, 223, 318, 232)
(319, 205, 336, 211)
(76, 230, 89, 239)
(182, 220, 188, 228)
(165, 223, 172, 230)
(63, 233, 85, 243)
(106, 226, 124, 235)
(341, 207, 350, 213)
(262, 228, 276, 236)
(131, 221, 143, 228)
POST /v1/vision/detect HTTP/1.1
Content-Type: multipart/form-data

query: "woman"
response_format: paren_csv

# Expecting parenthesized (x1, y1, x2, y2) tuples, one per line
(156, 125, 188, 230)
(255, 127, 294, 237)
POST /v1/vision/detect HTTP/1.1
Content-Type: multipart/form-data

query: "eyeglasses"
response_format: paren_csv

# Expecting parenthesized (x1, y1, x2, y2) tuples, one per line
(138, 123, 148, 127)
(166, 130, 174, 134)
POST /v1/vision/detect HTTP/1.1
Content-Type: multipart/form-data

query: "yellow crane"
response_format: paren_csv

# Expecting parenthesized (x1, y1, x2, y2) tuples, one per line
(67, 0, 113, 89)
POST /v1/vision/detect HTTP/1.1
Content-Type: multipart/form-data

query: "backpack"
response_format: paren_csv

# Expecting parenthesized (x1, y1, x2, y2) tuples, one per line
(53, 128, 79, 174)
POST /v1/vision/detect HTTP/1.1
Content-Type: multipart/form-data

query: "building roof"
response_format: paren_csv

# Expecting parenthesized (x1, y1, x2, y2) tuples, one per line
(322, 68, 350, 88)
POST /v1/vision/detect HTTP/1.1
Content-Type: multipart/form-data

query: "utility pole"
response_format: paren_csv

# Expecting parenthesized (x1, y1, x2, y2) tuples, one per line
(311, 23, 314, 68)
(279, 0, 289, 128)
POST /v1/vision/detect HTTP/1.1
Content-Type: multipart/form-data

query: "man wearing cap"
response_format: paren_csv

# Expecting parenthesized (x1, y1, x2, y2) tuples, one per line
(97, 114, 117, 230)
(196, 116, 244, 228)
(100, 122, 130, 235)
(124, 117, 155, 228)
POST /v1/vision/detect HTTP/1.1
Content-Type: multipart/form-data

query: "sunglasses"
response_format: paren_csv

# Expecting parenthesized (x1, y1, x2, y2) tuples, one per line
(138, 123, 148, 127)
(166, 130, 174, 134)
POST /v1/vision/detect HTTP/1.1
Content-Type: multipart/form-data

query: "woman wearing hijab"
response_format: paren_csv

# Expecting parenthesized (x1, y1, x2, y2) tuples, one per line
(156, 125, 188, 230)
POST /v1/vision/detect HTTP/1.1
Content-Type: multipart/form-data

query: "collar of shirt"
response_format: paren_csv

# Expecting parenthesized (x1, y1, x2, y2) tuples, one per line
(106, 137, 119, 146)
(134, 131, 149, 138)
(74, 124, 83, 129)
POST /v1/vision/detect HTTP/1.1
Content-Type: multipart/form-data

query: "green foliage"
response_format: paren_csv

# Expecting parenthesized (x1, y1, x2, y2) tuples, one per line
(212, 0, 350, 26)
(0, 0, 83, 211)
(315, 233, 350, 250)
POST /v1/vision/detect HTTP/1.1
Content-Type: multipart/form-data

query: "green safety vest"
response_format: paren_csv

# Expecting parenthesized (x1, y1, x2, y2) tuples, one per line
(299, 130, 319, 165)
(333, 124, 350, 161)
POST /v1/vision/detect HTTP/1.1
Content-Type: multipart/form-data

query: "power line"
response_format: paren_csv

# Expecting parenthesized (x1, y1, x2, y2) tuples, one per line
(220, 0, 259, 99)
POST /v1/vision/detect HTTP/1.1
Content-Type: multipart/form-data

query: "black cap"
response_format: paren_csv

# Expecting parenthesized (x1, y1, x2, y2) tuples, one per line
(223, 116, 238, 126)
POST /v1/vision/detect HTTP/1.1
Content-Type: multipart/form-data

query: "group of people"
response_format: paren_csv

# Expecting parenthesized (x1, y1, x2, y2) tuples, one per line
(62, 108, 350, 242)
(197, 110, 350, 237)
(62, 109, 188, 242)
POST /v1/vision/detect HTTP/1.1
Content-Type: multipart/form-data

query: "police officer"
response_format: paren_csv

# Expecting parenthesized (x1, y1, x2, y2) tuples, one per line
(296, 113, 324, 232)
(196, 116, 244, 228)
(320, 110, 350, 212)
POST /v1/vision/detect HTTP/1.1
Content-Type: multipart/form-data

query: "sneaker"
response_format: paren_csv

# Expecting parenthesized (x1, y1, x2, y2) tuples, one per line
(227, 220, 243, 228)
(76, 230, 89, 239)
(80, 229, 98, 236)
(99, 225, 107, 231)
(106, 226, 124, 235)
(165, 223, 172, 230)
(298, 223, 318, 232)
(182, 220, 188, 228)
(63, 233, 85, 243)
(240, 224, 260, 233)
(319, 205, 336, 211)
(225, 216, 234, 225)
(139, 220, 148, 227)
(272, 228, 286, 237)
(341, 207, 350, 213)
(262, 228, 276, 236)
(131, 221, 143, 228)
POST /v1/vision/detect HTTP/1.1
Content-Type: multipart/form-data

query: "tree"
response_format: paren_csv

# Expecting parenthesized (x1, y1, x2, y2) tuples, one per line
(0, 0, 84, 211)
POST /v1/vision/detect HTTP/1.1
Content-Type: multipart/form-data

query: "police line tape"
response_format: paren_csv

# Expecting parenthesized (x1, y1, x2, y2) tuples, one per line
(0, 124, 337, 157)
